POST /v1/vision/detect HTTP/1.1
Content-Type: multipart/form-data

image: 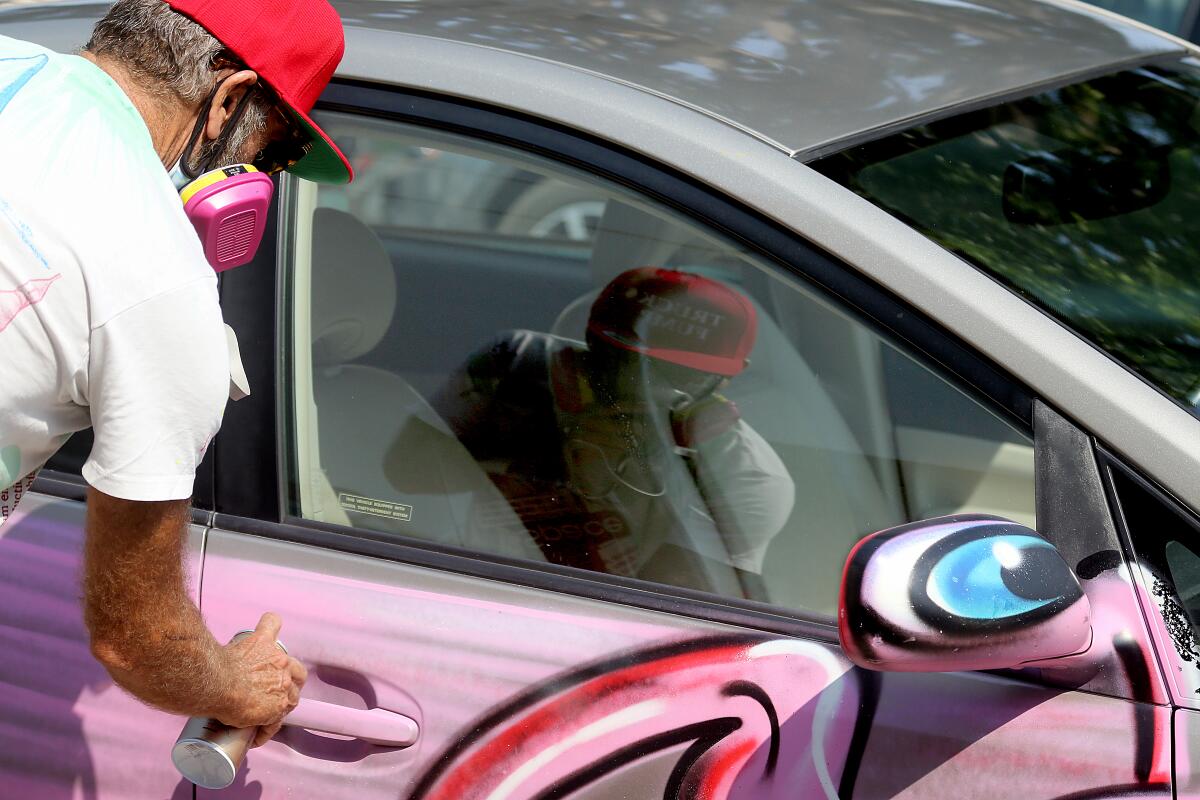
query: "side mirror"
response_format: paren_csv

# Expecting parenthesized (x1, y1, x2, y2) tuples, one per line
(839, 515, 1091, 672)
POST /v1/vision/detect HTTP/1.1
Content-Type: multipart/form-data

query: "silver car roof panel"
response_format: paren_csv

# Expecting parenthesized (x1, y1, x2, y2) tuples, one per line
(332, 0, 1180, 154)
(1, 0, 1183, 154)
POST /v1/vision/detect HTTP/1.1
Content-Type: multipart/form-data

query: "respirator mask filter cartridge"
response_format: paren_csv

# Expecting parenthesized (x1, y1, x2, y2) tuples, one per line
(179, 165, 274, 272)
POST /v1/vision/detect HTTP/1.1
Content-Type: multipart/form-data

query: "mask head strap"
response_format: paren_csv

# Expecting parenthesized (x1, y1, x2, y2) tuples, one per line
(179, 79, 262, 180)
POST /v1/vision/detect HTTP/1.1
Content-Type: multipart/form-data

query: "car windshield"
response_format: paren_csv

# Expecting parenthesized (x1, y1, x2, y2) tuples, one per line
(814, 59, 1200, 410)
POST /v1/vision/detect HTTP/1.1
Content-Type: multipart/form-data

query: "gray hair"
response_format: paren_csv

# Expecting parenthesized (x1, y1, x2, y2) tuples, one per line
(86, 0, 270, 169)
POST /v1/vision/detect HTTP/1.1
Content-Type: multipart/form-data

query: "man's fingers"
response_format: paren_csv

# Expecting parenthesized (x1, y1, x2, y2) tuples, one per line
(253, 721, 282, 748)
(288, 656, 307, 689)
(254, 611, 282, 640)
(218, 617, 304, 738)
(286, 657, 305, 706)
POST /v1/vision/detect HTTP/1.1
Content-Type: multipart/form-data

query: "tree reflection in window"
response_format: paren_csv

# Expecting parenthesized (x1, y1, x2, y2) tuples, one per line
(816, 62, 1200, 409)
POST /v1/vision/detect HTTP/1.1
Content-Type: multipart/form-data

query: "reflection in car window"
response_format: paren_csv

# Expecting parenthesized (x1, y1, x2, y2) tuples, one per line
(425, 269, 793, 582)
(316, 125, 603, 242)
(1110, 466, 1200, 687)
(284, 112, 1034, 616)
(814, 61, 1200, 411)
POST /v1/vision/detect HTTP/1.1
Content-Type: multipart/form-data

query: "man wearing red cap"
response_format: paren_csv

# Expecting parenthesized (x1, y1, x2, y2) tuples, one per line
(426, 268, 795, 592)
(0, 0, 351, 747)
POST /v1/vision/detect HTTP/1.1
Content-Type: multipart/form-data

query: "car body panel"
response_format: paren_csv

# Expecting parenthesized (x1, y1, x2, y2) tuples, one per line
(853, 668, 1169, 799)
(0, 1, 101, 51)
(0, 0, 1185, 156)
(1175, 707, 1200, 797)
(198, 527, 1169, 799)
(334, 0, 1180, 156)
(0, 492, 203, 799)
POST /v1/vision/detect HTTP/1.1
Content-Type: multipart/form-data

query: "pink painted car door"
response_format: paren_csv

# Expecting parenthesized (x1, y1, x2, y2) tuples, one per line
(197, 533, 864, 799)
(0, 479, 204, 799)
(193, 97, 1170, 800)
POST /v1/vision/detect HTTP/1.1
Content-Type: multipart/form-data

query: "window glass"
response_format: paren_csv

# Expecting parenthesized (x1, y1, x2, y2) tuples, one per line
(1110, 466, 1200, 691)
(284, 112, 1034, 616)
(814, 61, 1200, 411)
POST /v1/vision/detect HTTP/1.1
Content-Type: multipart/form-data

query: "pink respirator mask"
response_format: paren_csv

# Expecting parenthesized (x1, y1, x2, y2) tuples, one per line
(178, 164, 274, 273)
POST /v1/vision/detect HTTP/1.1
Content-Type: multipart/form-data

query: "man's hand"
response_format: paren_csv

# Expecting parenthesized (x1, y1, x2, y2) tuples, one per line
(216, 612, 307, 747)
(83, 489, 303, 746)
(670, 393, 741, 449)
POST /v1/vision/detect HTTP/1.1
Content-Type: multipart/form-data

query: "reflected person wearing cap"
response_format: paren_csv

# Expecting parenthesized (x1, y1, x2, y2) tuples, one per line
(0, 0, 350, 749)
(431, 268, 795, 588)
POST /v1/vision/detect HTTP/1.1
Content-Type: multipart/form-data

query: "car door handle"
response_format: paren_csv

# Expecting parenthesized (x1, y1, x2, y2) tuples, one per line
(284, 698, 419, 747)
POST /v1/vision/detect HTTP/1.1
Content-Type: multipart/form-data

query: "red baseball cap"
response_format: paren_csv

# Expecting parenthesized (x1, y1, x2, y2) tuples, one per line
(587, 268, 758, 376)
(166, 0, 353, 184)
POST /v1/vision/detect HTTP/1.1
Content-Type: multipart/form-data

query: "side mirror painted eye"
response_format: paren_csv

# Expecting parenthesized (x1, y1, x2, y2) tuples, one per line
(839, 515, 1092, 673)
(920, 533, 1080, 623)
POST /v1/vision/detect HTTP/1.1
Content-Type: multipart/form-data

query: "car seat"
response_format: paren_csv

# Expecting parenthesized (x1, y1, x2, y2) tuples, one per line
(308, 208, 542, 561)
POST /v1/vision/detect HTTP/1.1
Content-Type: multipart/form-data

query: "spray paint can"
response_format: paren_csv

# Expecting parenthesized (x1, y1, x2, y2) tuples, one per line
(171, 630, 288, 790)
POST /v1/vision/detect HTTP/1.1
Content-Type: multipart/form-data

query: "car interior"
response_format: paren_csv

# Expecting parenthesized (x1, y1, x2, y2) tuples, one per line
(288, 115, 1036, 616)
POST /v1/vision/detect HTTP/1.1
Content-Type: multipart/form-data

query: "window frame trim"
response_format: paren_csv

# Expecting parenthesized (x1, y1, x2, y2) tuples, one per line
(225, 79, 1040, 636)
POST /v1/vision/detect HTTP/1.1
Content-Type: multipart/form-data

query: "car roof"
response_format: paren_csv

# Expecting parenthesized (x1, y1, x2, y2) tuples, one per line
(0, 0, 1184, 156)
(331, 0, 1183, 156)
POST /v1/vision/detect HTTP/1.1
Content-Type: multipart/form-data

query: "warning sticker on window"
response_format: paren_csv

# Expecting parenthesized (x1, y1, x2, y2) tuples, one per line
(338, 493, 413, 522)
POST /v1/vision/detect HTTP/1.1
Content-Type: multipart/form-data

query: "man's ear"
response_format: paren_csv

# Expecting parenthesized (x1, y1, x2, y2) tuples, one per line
(204, 69, 259, 143)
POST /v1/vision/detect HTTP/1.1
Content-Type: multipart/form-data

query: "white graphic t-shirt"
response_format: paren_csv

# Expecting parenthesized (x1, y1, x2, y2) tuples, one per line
(0, 35, 229, 523)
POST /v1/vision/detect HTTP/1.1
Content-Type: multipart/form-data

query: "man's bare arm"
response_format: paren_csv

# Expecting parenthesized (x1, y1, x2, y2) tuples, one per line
(83, 488, 304, 742)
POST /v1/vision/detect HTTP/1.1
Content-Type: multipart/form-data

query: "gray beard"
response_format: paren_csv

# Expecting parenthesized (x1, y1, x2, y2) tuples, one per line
(185, 101, 265, 174)
(187, 126, 250, 174)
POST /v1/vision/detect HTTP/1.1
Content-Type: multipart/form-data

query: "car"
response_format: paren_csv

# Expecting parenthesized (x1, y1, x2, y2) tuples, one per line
(5, 0, 1200, 797)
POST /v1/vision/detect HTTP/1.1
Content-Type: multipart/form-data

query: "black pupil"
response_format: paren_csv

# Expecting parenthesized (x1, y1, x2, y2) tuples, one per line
(999, 545, 1078, 602)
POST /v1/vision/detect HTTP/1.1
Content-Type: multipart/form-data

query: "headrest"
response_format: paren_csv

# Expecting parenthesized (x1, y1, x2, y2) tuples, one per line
(310, 208, 397, 366)
(587, 200, 695, 285)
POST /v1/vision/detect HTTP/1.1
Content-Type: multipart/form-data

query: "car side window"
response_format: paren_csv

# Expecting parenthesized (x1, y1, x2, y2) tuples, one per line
(1107, 463, 1200, 701)
(283, 112, 1035, 616)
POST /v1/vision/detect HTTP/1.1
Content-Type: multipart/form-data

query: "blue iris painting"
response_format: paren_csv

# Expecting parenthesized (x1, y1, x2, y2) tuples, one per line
(925, 535, 1061, 620)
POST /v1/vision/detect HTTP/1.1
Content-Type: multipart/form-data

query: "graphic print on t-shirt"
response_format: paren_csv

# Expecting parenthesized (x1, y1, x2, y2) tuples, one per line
(0, 35, 228, 523)
(0, 446, 19, 490)
(0, 56, 50, 268)
(0, 54, 46, 114)
(0, 53, 51, 526)
(0, 274, 59, 332)
(0, 197, 47, 267)
(0, 444, 34, 522)
(0, 474, 36, 521)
